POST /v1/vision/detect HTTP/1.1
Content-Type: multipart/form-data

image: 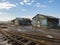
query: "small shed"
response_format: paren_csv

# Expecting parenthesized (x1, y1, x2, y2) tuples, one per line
(32, 14, 59, 29)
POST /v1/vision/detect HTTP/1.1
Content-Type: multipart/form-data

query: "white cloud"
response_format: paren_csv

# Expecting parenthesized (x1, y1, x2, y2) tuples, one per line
(0, 12, 7, 14)
(20, 16, 33, 20)
(27, 3, 32, 5)
(48, 0, 54, 3)
(20, 0, 35, 5)
(0, 12, 4, 14)
(0, 12, 15, 21)
(20, 2, 24, 5)
(35, 3, 47, 8)
(0, 16, 15, 21)
(25, 3, 32, 5)
(31, 0, 34, 3)
(0, 2, 16, 9)
(23, 0, 30, 3)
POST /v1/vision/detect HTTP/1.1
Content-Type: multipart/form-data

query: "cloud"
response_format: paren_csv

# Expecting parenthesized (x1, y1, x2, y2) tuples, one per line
(0, 12, 15, 21)
(0, 12, 4, 14)
(31, 0, 34, 3)
(20, 0, 35, 5)
(20, 15, 33, 20)
(0, 2, 16, 9)
(0, 16, 15, 21)
(20, 2, 24, 5)
(48, 0, 54, 3)
(25, 2, 32, 5)
(0, 12, 7, 14)
(35, 3, 47, 8)
(23, 0, 30, 3)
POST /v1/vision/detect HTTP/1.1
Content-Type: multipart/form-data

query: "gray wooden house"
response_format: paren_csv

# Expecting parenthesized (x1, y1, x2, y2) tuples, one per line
(32, 14, 59, 29)
(11, 18, 31, 26)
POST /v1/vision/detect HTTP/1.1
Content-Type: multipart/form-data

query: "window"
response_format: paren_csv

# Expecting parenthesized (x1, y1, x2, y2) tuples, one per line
(40, 19, 47, 26)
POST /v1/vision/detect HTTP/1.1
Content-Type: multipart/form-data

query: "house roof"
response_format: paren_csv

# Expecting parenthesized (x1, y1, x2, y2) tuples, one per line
(11, 17, 31, 22)
(33, 14, 59, 19)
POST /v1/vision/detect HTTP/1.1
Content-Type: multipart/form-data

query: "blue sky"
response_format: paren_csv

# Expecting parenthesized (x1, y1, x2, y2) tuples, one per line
(0, 0, 60, 21)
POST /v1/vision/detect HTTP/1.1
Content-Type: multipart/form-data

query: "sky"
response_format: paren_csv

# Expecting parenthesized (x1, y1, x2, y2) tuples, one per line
(0, 0, 60, 21)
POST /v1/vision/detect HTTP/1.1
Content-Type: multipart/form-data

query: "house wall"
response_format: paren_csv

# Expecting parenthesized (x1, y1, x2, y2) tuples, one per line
(59, 19, 60, 26)
(40, 19, 47, 26)
(32, 15, 47, 29)
(40, 19, 47, 29)
(47, 18, 59, 29)
(14, 18, 31, 26)
(15, 19, 19, 26)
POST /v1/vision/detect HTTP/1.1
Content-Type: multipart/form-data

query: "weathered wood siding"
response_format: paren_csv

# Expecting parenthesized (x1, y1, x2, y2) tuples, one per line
(32, 15, 47, 29)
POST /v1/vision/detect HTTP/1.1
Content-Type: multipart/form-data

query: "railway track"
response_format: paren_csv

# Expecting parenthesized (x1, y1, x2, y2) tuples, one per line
(0, 28, 60, 45)
(0, 30, 48, 45)
(8, 30, 60, 43)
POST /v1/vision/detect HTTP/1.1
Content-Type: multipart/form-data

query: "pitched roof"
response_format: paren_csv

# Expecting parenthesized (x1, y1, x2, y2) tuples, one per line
(33, 14, 58, 19)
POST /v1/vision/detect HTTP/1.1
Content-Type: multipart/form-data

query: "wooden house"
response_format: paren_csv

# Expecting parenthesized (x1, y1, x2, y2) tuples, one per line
(32, 14, 59, 29)
(11, 18, 31, 26)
